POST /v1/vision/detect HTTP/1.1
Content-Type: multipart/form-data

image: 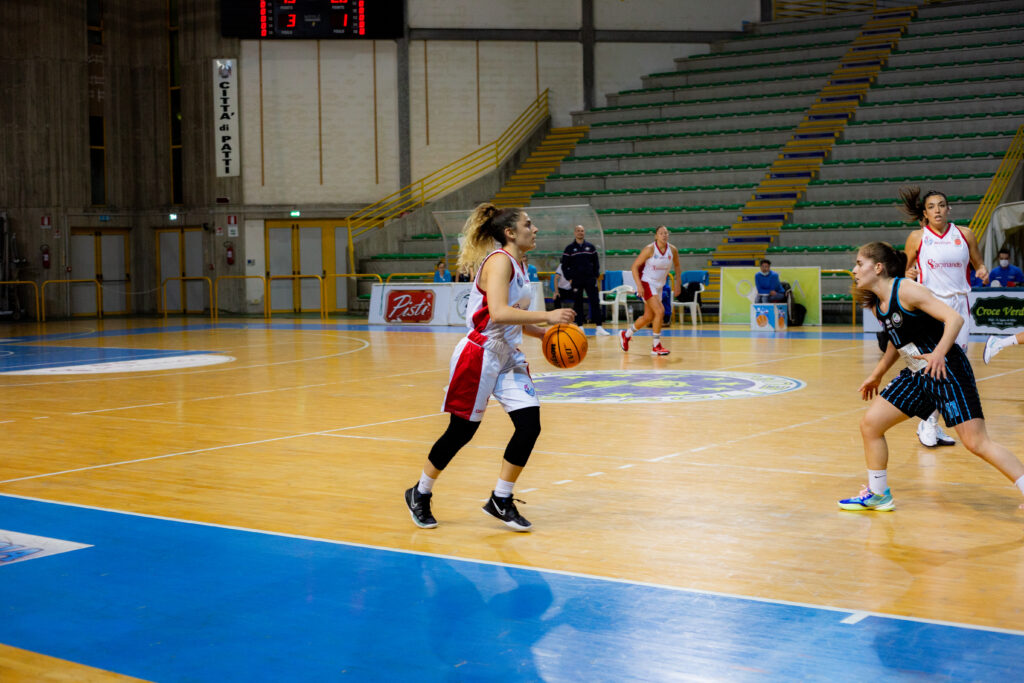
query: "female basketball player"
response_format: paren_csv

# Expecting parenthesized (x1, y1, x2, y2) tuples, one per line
(901, 187, 988, 448)
(838, 242, 1024, 511)
(619, 225, 681, 356)
(404, 203, 575, 532)
(984, 331, 1023, 364)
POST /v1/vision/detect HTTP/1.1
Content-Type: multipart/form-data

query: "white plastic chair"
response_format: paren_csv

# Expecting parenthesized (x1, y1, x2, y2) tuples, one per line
(599, 285, 635, 326)
(673, 282, 704, 326)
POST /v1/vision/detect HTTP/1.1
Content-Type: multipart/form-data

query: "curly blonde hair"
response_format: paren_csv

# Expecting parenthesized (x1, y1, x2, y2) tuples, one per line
(456, 203, 523, 273)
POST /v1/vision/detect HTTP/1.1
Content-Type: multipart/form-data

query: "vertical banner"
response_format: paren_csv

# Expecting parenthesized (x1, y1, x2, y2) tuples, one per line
(720, 267, 822, 326)
(213, 59, 239, 177)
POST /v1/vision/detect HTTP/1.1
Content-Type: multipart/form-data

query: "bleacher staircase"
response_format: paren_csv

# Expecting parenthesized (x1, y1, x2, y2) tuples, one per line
(492, 127, 589, 206)
(712, 5, 917, 268)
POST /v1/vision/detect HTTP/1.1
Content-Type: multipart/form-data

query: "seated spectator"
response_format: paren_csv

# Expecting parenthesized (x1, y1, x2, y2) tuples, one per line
(754, 259, 786, 303)
(455, 264, 473, 282)
(988, 248, 1024, 287)
(433, 259, 452, 283)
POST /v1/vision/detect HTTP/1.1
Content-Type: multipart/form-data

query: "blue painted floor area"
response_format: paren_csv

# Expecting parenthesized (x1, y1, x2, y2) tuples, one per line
(1, 495, 1021, 681)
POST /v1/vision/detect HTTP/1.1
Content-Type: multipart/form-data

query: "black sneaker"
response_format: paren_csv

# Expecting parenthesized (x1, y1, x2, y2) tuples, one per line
(405, 486, 437, 529)
(482, 492, 532, 532)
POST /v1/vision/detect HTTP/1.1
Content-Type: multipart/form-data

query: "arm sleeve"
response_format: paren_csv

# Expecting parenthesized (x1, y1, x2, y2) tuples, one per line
(754, 273, 768, 294)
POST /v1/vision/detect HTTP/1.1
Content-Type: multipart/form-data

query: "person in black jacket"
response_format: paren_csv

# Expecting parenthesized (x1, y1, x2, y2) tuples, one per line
(560, 225, 610, 336)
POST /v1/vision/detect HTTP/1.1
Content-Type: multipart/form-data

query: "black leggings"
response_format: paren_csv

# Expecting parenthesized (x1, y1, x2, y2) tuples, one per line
(427, 407, 541, 471)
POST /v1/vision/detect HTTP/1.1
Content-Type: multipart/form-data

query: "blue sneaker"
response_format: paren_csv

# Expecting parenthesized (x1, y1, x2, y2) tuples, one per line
(838, 486, 894, 511)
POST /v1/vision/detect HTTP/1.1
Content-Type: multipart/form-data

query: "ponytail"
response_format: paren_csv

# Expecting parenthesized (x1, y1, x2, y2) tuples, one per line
(853, 241, 907, 309)
(456, 203, 522, 273)
(898, 185, 948, 224)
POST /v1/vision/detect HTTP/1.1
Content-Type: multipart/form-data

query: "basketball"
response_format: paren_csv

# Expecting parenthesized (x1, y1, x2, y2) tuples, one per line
(542, 324, 588, 369)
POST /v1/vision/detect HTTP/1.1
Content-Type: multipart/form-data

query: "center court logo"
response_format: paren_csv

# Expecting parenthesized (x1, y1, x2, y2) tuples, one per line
(531, 369, 804, 403)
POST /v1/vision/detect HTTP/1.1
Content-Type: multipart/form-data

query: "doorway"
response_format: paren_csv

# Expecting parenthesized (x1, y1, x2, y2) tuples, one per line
(69, 228, 131, 315)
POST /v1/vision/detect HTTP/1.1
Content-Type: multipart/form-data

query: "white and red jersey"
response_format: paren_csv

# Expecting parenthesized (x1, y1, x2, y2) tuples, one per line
(916, 222, 971, 297)
(639, 242, 673, 289)
(466, 249, 533, 348)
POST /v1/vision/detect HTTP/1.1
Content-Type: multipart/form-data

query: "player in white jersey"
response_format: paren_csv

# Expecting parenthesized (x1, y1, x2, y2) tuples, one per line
(900, 186, 988, 447)
(404, 203, 574, 532)
(619, 225, 681, 356)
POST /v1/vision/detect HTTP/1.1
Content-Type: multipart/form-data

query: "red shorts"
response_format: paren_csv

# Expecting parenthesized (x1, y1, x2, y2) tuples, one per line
(442, 335, 537, 422)
(639, 279, 663, 301)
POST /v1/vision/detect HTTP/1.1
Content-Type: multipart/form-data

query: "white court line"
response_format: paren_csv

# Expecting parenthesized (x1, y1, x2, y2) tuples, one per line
(718, 344, 864, 371)
(553, 480, 573, 485)
(976, 366, 1024, 382)
(0, 412, 443, 485)
(70, 369, 441, 416)
(320, 433, 602, 460)
(644, 407, 863, 469)
(3, 490, 1021, 639)
(841, 612, 870, 625)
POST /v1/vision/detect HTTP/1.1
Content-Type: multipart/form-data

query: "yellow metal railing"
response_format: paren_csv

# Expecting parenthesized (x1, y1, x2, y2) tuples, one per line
(267, 274, 326, 320)
(214, 275, 269, 321)
(823, 269, 857, 324)
(324, 273, 383, 315)
(774, 0, 899, 19)
(970, 124, 1024, 243)
(161, 277, 213, 320)
(385, 272, 432, 283)
(0, 280, 41, 321)
(42, 279, 102, 322)
(345, 89, 550, 244)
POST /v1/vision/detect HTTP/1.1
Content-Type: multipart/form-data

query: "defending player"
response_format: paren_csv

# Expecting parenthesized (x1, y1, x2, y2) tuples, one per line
(404, 203, 574, 532)
(838, 242, 1024, 512)
(900, 187, 988, 447)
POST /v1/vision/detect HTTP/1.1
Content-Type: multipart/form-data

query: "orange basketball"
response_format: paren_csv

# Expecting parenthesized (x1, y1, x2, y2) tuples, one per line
(756, 314, 768, 327)
(541, 324, 588, 369)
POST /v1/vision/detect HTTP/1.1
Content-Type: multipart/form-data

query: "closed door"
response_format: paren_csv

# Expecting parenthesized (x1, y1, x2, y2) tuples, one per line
(69, 228, 131, 316)
(157, 228, 205, 313)
(266, 221, 340, 314)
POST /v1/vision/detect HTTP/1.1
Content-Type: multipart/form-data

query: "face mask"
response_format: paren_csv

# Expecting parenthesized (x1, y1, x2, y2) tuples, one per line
(999, 259, 1010, 268)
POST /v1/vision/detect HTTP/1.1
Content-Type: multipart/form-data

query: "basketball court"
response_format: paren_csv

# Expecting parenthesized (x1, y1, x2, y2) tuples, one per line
(1, 318, 1023, 680)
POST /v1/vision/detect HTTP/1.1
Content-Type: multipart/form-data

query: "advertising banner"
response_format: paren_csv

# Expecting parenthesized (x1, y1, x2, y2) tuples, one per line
(213, 59, 239, 177)
(862, 289, 1024, 335)
(720, 267, 821, 325)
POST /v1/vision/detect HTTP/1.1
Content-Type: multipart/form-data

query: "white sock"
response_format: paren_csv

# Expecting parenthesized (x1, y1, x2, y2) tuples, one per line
(417, 472, 436, 495)
(1015, 474, 1024, 496)
(625, 325, 636, 339)
(652, 335, 661, 347)
(494, 478, 514, 498)
(1000, 335, 1019, 350)
(868, 469, 888, 495)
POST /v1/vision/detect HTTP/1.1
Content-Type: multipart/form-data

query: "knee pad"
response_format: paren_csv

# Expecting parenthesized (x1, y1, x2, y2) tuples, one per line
(427, 415, 480, 471)
(503, 407, 541, 468)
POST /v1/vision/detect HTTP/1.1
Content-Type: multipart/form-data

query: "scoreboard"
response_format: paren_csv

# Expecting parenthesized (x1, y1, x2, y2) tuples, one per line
(221, 0, 404, 39)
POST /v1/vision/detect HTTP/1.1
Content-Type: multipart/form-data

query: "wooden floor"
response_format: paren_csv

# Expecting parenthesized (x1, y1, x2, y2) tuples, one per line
(1, 317, 1023, 679)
